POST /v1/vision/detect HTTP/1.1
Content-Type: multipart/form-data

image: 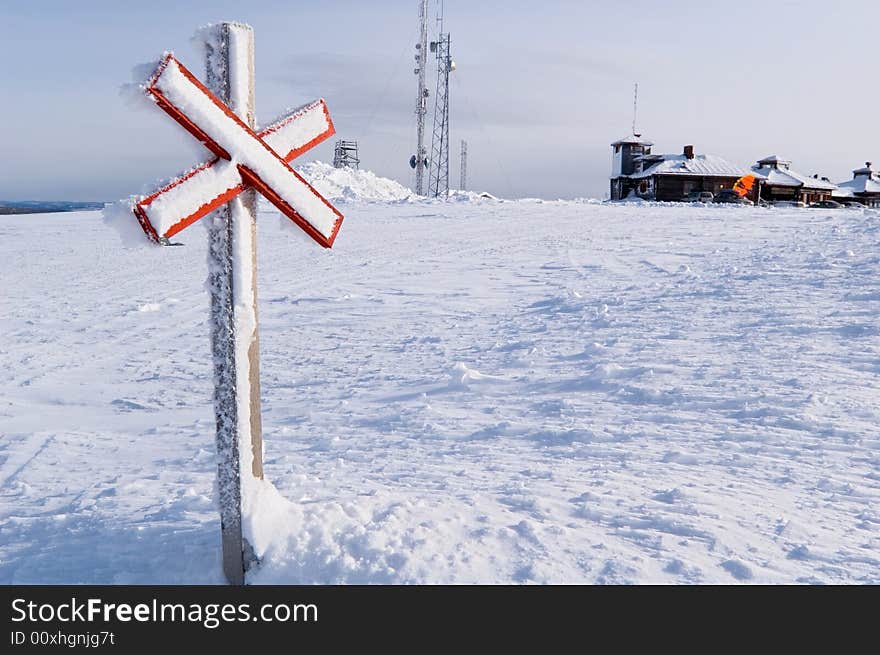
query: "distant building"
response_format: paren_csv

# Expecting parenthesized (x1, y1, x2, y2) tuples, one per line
(751, 155, 836, 205)
(832, 162, 880, 207)
(610, 137, 750, 201)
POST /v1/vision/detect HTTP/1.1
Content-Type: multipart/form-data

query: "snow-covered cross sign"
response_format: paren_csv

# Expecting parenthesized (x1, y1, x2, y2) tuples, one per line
(128, 22, 343, 585)
(134, 49, 342, 246)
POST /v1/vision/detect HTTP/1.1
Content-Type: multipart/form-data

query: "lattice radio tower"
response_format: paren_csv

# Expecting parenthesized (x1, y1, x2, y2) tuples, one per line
(428, 5, 454, 198)
(410, 0, 429, 195)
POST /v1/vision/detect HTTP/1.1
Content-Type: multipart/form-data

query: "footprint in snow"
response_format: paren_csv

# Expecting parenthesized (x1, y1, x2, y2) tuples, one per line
(652, 488, 685, 504)
(720, 559, 753, 581)
(661, 451, 699, 465)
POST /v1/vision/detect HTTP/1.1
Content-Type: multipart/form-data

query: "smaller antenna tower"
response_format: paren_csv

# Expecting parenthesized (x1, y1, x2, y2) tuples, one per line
(428, 3, 454, 198)
(459, 139, 467, 191)
(333, 140, 360, 169)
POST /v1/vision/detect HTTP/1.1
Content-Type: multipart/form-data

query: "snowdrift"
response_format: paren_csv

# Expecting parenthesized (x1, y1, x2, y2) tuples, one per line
(295, 161, 414, 203)
(293, 161, 498, 204)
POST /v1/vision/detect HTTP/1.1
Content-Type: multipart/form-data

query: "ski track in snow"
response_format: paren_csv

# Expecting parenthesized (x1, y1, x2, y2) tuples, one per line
(1, 200, 879, 584)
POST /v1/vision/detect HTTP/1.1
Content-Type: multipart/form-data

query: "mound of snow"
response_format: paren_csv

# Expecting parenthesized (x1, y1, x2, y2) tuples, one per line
(445, 189, 503, 202)
(295, 161, 413, 203)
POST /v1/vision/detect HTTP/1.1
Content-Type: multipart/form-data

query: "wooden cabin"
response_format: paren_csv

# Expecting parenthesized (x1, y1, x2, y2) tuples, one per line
(751, 155, 836, 205)
(832, 162, 880, 207)
(611, 142, 750, 201)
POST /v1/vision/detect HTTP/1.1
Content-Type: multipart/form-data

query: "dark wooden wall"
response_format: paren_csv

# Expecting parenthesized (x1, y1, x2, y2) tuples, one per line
(654, 176, 741, 201)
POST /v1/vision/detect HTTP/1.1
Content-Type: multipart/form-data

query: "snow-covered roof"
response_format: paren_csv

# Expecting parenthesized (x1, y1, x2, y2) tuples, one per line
(629, 153, 750, 179)
(751, 163, 838, 190)
(611, 134, 653, 147)
(756, 154, 792, 167)
(835, 171, 880, 195)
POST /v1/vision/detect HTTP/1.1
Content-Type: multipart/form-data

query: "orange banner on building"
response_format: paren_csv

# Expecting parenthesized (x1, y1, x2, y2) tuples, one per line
(733, 174, 756, 197)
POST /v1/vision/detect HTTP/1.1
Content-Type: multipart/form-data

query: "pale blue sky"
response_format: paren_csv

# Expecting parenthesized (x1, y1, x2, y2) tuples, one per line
(1, 0, 877, 200)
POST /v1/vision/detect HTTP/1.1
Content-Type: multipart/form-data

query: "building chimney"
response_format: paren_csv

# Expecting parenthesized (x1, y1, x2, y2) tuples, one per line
(683, 145, 695, 159)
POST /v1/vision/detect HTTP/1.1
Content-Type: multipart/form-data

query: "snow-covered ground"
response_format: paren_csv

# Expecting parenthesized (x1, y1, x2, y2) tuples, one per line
(1, 179, 879, 583)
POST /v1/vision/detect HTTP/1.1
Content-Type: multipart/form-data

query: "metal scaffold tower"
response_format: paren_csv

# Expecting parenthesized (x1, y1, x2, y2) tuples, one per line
(459, 139, 467, 191)
(428, 26, 453, 198)
(410, 0, 429, 195)
(333, 140, 360, 169)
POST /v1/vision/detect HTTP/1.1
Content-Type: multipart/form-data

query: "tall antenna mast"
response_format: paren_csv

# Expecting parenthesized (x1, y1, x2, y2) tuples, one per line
(411, 0, 429, 195)
(428, 1, 454, 198)
(632, 82, 639, 136)
(459, 139, 467, 191)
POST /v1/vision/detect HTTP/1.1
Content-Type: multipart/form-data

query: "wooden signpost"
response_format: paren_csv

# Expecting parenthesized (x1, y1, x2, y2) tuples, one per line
(129, 22, 343, 584)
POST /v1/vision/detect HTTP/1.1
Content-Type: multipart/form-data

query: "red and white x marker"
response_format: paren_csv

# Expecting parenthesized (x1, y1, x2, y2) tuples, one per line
(134, 54, 343, 248)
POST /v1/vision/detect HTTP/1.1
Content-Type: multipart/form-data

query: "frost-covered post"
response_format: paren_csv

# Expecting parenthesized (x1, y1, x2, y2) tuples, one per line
(203, 22, 263, 586)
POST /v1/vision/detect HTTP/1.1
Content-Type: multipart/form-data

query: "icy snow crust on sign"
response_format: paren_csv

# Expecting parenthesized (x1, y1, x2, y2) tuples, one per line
(225, 24, 251, 121)
(261, 102, 331, 161)
(102, 198, 150, 248)
(4, 203, 880, 583)
(146, 162, 243, 236)
(152, 57, 339, 240)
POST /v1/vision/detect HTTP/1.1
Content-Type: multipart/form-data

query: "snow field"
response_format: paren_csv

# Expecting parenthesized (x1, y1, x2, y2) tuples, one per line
(1, 193, 879, 583)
